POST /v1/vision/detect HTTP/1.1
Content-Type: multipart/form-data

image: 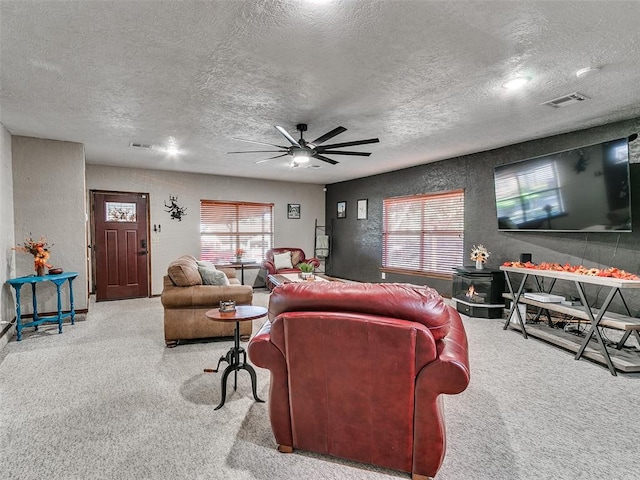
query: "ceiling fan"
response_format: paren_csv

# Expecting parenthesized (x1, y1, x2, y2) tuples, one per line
(227, 123, 379, 165)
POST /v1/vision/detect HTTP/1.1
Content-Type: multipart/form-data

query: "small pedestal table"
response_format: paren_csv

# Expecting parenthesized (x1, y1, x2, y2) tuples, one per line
(204, 305, 267, 409)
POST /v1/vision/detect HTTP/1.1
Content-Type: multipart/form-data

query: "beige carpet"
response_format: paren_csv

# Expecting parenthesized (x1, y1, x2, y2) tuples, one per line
(1, 288, 639, 479)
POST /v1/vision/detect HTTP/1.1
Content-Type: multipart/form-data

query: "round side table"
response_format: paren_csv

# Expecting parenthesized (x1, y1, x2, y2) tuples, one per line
(204, 305, 267, 410)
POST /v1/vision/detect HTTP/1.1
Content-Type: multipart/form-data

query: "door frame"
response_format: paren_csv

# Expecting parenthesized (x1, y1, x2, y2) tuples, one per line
(89, 189, 151, 297)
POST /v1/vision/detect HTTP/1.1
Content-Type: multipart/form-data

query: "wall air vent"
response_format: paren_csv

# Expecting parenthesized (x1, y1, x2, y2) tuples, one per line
(129, 142, 153, 150)
(541, 92, 589, 108)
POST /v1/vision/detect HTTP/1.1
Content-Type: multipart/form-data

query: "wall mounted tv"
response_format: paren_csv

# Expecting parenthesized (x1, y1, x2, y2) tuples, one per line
(494, 137, 632, 232)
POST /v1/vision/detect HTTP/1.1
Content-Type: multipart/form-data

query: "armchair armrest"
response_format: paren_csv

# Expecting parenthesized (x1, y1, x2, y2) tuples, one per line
(305, 257, 321, 269)
(217, 267, 237, 279)
(247, 321, 294, 449)
(262, 260, 276, 275)
(161, 284, 253, 308)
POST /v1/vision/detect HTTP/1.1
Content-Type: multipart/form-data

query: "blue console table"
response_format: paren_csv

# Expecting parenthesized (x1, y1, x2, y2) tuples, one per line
(6, 271, 78, 341)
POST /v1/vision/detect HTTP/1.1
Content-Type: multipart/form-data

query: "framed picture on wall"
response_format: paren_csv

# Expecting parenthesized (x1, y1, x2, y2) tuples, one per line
(337, 201, 347, 219)
(287, 203, 301, 219)
(357, 199, 368, 220)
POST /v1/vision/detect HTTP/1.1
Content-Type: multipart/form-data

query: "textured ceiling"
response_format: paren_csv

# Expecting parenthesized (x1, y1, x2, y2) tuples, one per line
(2, 0, 640, 185)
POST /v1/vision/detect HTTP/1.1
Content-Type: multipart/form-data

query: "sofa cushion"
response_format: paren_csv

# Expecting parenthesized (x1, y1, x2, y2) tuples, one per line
(273, 251, 294, 270)
(168, 256, 202, 286)
(198, 266, 230, 286)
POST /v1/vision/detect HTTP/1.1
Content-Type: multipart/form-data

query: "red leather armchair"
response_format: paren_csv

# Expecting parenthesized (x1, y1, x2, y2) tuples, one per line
(262, 248, 320, 289)
(248, 282, 470, 480)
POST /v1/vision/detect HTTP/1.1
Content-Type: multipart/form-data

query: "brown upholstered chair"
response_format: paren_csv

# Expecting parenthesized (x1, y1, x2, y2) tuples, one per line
(248, 282, 470, 480)
(161, 255, 253, 347)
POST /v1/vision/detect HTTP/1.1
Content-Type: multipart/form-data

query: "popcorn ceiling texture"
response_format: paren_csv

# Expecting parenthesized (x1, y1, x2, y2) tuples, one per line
(1, 1, 640, 185)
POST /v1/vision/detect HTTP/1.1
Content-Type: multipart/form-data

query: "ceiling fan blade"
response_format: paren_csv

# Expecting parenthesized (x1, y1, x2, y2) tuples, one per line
(316, 150, 371, 156)
(310, 126, 347, 146)
(232, 137, 288, 149)
(256, 153, 290, 164)
(314, 154, 339, 165)
(317, 138, 380, 150)
(227, 150, 287, 154)
(274, 126, 301, 147)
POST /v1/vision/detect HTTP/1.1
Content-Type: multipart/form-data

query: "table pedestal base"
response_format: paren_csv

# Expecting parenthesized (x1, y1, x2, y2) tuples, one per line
(205, 320, 264, 410)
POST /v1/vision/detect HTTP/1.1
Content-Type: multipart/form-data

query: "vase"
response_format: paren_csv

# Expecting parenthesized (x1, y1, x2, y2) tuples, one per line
(235, 256, 243, 263)
(475, 260, 484, 270)
(36, 264, 45, 276)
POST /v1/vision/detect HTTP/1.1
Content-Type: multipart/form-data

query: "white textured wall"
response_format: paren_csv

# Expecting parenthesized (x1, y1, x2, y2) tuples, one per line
(85, 165, 325, 295)
(11, 136, 88, 314)
(0, 124, 15, 347)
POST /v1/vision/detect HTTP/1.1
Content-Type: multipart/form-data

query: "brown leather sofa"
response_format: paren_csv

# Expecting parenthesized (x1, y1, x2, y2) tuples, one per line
(261, 247, 321, 290)
(161, 255, 253, 347)
(248, 282, 470, 480)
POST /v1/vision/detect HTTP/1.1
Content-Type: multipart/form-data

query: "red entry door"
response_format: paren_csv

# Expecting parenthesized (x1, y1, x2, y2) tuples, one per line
(93, 191, 150, 301)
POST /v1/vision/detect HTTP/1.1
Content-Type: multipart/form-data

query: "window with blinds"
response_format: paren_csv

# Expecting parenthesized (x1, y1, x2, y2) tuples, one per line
(382, 190, 464, 277)
(200, 200, 273, 263)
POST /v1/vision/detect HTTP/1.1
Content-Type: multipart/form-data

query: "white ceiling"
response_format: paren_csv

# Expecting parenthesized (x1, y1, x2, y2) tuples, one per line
(2, 1, 640, 185)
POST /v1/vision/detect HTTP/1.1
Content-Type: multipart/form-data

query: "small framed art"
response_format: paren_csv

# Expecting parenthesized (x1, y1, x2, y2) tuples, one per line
(357, 199, 368, 220)
(337, 201, 347, 219)
(287, 203, 301, 219)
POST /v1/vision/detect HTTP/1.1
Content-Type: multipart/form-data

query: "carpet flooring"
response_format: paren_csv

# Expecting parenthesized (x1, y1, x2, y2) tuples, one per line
(1, 289, 639, 479)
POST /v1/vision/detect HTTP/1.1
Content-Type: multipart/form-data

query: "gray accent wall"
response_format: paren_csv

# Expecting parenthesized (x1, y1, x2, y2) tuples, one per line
(326, 117, 640, 313)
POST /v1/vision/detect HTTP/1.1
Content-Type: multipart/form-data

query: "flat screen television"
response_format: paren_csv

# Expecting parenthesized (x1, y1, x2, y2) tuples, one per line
(494, 137, 632, 232)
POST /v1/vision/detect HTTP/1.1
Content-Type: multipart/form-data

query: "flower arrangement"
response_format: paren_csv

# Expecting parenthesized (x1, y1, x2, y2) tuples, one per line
(470, 244, 490, 264)
(235, 248, 244, 258)
(13, 235, 53, 275)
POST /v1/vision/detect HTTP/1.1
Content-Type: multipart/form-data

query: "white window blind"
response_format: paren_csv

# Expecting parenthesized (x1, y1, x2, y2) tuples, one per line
(200, 200, 273, 263)
(383, 190, 464, 276)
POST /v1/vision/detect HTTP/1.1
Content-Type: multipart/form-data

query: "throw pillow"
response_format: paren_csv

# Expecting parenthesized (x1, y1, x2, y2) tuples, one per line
(198, 266, 230, 286)
(291, 250, 303, 266)
(273, 251, 293, 270)
(196, 260, 217, 270)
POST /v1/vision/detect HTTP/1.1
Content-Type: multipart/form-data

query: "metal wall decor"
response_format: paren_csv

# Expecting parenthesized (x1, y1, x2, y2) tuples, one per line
(165, 195, 187, 221)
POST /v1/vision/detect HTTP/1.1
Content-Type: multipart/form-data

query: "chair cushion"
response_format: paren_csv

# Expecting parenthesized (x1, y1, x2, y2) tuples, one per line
(273, 251, 294, 270)
(291, 250, 303, 266)
(198, 266, 230, 286)
(168, 256, 203, 286)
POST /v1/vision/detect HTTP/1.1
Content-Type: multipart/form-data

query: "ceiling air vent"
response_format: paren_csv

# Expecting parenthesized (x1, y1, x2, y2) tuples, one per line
(541, 92, 589, 108)
(129, 141, 153, 150)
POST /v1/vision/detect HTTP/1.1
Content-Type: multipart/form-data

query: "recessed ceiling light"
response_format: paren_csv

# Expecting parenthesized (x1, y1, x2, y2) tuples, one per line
(576, 66, 601, 78)
(502, 76, 531, 90)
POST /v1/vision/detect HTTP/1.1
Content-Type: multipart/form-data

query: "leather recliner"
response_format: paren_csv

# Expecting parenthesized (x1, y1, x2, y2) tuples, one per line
(248, 282, 470, 480)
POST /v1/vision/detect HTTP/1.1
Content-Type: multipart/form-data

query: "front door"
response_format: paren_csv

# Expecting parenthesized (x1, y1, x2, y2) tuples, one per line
(92, 191, 150, 301)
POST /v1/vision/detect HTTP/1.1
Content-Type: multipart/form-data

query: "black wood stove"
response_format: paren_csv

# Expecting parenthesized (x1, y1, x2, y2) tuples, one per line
(451, 267, 506, 318)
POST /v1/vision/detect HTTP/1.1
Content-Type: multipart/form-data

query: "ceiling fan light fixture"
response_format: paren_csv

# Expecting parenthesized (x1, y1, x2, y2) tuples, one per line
(292, 151, 310, 164)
